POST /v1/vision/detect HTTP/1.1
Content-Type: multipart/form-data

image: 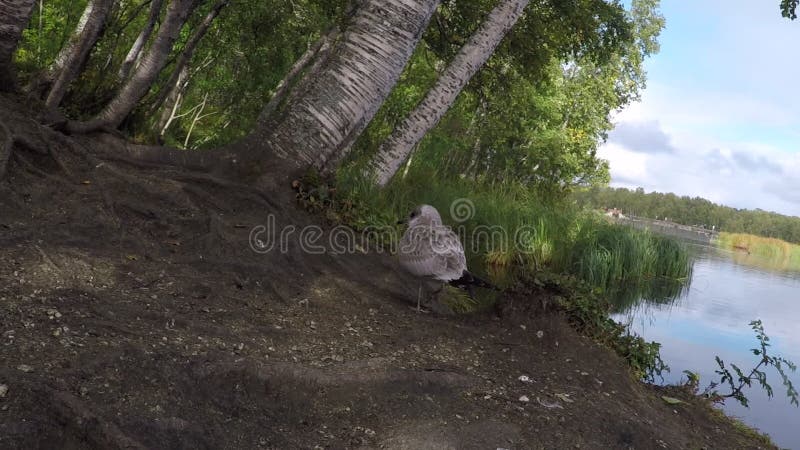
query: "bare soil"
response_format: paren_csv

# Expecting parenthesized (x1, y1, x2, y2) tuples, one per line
(0, 94, 775, 449)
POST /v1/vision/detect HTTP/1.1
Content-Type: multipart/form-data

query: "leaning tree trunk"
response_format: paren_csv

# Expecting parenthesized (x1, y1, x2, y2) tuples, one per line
(45, 0, 115, 108)
(0, 0, 37, 91)
(154, 63, 187, 140)
(118, 0, 164, 81)
(255, 24, 340, 126)
(242, 0, 441, 171)
(148, 0, 227, 111)
(67, 0, 198, 133)
(370, 0, 529, 186)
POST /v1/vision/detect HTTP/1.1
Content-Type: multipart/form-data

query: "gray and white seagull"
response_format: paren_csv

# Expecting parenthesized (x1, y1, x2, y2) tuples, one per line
(397, 204, 497, 311)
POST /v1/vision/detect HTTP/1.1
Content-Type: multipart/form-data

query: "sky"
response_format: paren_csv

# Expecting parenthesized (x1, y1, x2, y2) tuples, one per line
(599, 0, 800, 217)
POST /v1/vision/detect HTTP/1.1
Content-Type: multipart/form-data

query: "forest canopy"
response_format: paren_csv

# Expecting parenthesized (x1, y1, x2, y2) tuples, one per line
(574, 187, 800, 244)
(7, 0, 664, 199)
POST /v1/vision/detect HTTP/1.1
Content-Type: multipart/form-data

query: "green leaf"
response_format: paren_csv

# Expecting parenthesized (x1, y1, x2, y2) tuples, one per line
(661, 396, 683, 405)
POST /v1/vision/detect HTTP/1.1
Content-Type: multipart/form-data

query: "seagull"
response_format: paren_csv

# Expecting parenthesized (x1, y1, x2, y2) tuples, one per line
(397, 204, 497, 311)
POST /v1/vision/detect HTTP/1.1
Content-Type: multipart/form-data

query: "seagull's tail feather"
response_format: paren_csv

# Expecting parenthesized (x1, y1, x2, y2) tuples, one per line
(449, 270, 501, 298)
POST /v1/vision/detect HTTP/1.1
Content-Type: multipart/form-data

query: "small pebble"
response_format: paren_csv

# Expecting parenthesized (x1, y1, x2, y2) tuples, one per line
(16, 365, 33, 373)
(519, 395, 530, 403)
(0, 384, 8, 398)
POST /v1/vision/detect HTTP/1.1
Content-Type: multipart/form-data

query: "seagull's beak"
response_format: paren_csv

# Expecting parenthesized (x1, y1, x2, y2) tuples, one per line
(397, 218, 407, 225)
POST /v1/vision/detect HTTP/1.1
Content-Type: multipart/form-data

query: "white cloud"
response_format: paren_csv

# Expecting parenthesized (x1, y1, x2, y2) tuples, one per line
(616, 83, 799, 133)
(599, 119, 800, 216)
(598, 0, 800, 219)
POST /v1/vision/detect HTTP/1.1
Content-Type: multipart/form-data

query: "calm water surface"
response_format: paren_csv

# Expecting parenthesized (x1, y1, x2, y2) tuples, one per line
(613, 243, 800, 449)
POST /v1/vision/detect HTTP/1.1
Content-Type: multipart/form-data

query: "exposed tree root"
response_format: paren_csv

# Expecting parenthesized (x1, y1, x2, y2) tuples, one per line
(173, 171, 286, 209)
(34, 244, 63, 273)
(86, 134, 224, 171)
(18, 126, 76, 179)
(0, 111, 88, 183)
(197, 358, 478, 391)
(49, 390, 147, 449)
(197, 212, 227, 253)
(0, 95, 302, 259)
(11, 133, 48, 155)
(0, 117, 10, 180)
(60, 115, 123, 136)
(12, 151, 77, 188)
(181, 183, 231, 212)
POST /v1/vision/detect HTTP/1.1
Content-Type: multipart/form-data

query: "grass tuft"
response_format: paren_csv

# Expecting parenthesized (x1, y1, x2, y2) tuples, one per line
(333, 168, 693, 303)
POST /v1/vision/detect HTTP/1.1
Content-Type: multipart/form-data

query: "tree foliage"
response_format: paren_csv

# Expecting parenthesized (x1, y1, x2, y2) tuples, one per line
(574, 186, 800, 243)
(343, 0, 662, 198)
(781, 0, 798, 19)
(12, 0, 663, 197)
(705, 320, 798, 408)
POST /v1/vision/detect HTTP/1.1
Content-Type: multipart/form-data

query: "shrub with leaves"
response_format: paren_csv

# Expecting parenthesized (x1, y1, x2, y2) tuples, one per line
(704, 320, 798, 408)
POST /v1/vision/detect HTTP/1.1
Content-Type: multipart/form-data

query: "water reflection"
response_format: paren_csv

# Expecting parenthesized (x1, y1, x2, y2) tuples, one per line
(608, 278, 689, 314)
(728, 247, 800, 275)
(613, 242, 800, 449)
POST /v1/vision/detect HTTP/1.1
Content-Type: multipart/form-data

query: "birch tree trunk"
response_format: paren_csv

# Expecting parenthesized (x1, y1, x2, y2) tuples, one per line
(255, 25, 339, 126)
(148, 0, 227, 111)
(154, 63, 187, 139)
(67, 0, 198, 133)
(0, 0, 37, 91)
(244, 0, 441, 170)
(118, 0, 164, 81)
(370, 0, 529, 186)
(45, 0, 115, 108)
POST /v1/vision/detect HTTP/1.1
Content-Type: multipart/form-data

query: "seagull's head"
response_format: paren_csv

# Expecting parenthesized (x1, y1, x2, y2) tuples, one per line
(399, 204, 443, 227)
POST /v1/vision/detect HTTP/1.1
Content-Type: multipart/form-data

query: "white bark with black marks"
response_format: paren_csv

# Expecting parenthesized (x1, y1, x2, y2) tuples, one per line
(0, 0, 37, 90)
(371, 0, 529, 186)
(256, 25, 340, 126)
(149, 0, 228, 112)
(155, 63, 187, 140)
(118, 0, 164, 81)
(45, 0, 115, 108)
(68, 0, 198, 133)
(248, 0, 441, 170)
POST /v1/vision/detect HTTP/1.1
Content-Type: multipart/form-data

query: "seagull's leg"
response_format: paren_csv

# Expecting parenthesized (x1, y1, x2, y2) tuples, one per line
(417, 283, 422, 313)
(423, 282, 445, 311)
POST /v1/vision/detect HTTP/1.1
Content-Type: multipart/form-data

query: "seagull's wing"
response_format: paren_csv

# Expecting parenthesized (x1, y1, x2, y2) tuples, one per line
(398, 224, 467, 281)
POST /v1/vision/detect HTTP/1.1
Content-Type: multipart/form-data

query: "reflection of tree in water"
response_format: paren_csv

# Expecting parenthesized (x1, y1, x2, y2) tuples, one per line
(609, 277, 691, 315)
(728, 250, 800, 274)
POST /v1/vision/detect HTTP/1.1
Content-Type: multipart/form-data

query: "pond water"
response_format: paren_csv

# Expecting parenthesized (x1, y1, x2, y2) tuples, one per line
(613, 243, 800, 449)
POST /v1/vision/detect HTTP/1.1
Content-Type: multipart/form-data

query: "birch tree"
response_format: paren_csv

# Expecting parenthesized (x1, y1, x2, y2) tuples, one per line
(242, 0, 441, 170)
(148, 0, 228, 112)
(67, 0, 199, 132)
(45, 0, 115, 108)
(118, 0, 164, 81)
(154, 64, 188, 141)
(0, 0, 37, 90)
(370, 0, 529, 186)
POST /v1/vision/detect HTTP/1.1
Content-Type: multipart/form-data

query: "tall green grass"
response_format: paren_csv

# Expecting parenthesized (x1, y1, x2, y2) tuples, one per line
(561, 217, 692, 290)
(336, 169, 693, 300)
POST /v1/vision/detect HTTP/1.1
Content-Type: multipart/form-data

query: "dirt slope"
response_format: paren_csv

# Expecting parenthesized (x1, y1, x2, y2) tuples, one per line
(0, 94, 775, 449)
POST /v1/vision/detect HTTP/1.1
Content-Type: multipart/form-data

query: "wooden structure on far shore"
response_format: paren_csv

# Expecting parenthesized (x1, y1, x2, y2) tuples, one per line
(611, 215, 719, 243)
